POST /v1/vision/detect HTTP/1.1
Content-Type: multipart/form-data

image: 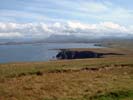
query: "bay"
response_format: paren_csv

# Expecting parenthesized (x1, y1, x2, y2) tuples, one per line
(0, 43, 103, 63)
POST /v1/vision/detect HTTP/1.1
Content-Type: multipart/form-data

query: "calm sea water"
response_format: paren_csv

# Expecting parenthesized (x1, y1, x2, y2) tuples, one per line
(0, 43, 103, 63)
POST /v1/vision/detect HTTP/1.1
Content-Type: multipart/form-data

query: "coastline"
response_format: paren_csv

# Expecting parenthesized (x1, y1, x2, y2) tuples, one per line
(0, 42, 133, 100)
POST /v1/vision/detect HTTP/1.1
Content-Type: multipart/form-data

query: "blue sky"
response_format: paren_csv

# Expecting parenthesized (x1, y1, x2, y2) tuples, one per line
(0, 0, 133, 25)
(0, 0, 133, 39)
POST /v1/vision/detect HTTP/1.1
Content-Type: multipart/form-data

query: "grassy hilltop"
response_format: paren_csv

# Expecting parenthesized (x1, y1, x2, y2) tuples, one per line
(0, 41, 133, 100)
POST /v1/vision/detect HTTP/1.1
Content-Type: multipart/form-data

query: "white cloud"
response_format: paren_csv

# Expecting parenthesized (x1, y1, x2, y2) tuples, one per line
(67, 21, 96, 30)
(0, 21, 132, 39)
(0, 32, 22, 38)
(99, 22, 128, 32)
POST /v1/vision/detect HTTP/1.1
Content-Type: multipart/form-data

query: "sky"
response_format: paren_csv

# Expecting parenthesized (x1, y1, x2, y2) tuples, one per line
(0, 0, 133, 39)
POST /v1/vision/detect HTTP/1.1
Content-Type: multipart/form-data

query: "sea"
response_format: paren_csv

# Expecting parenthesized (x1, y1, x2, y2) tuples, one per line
(0, 43, 103, 63)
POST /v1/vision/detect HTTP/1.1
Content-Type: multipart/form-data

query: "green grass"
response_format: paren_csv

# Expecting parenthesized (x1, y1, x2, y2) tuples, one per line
(91, 90, 133, 100)
(0, 56, 133, 79)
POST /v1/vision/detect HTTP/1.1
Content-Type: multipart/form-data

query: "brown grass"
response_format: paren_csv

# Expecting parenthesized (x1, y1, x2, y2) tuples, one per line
(0, 45, 133, 100)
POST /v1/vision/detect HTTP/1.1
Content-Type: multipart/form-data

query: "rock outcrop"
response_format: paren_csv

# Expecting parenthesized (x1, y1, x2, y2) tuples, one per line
(56, 49, 123, 59)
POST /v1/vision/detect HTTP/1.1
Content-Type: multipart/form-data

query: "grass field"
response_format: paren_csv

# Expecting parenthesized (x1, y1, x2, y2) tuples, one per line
(0, 41, 133, 100)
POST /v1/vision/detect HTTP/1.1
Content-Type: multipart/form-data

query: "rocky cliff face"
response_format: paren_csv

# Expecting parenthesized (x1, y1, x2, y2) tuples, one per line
(56, 49, 123, 59)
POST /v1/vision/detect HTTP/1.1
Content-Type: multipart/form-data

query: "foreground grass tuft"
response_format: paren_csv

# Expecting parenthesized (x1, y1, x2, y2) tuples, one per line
(90, 90, 133, 100)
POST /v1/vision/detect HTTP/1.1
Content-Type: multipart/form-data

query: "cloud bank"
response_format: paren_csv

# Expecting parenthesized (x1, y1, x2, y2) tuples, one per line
(0, 21, 133, 39)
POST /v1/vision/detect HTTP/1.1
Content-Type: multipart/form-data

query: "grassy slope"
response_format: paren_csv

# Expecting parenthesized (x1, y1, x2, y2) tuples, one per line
(0, 41, 133, 100)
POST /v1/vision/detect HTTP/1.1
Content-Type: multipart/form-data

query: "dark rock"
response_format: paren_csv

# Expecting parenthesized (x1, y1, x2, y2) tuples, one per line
(36, 71, 43, 76)
(56, 49, 123, 60)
